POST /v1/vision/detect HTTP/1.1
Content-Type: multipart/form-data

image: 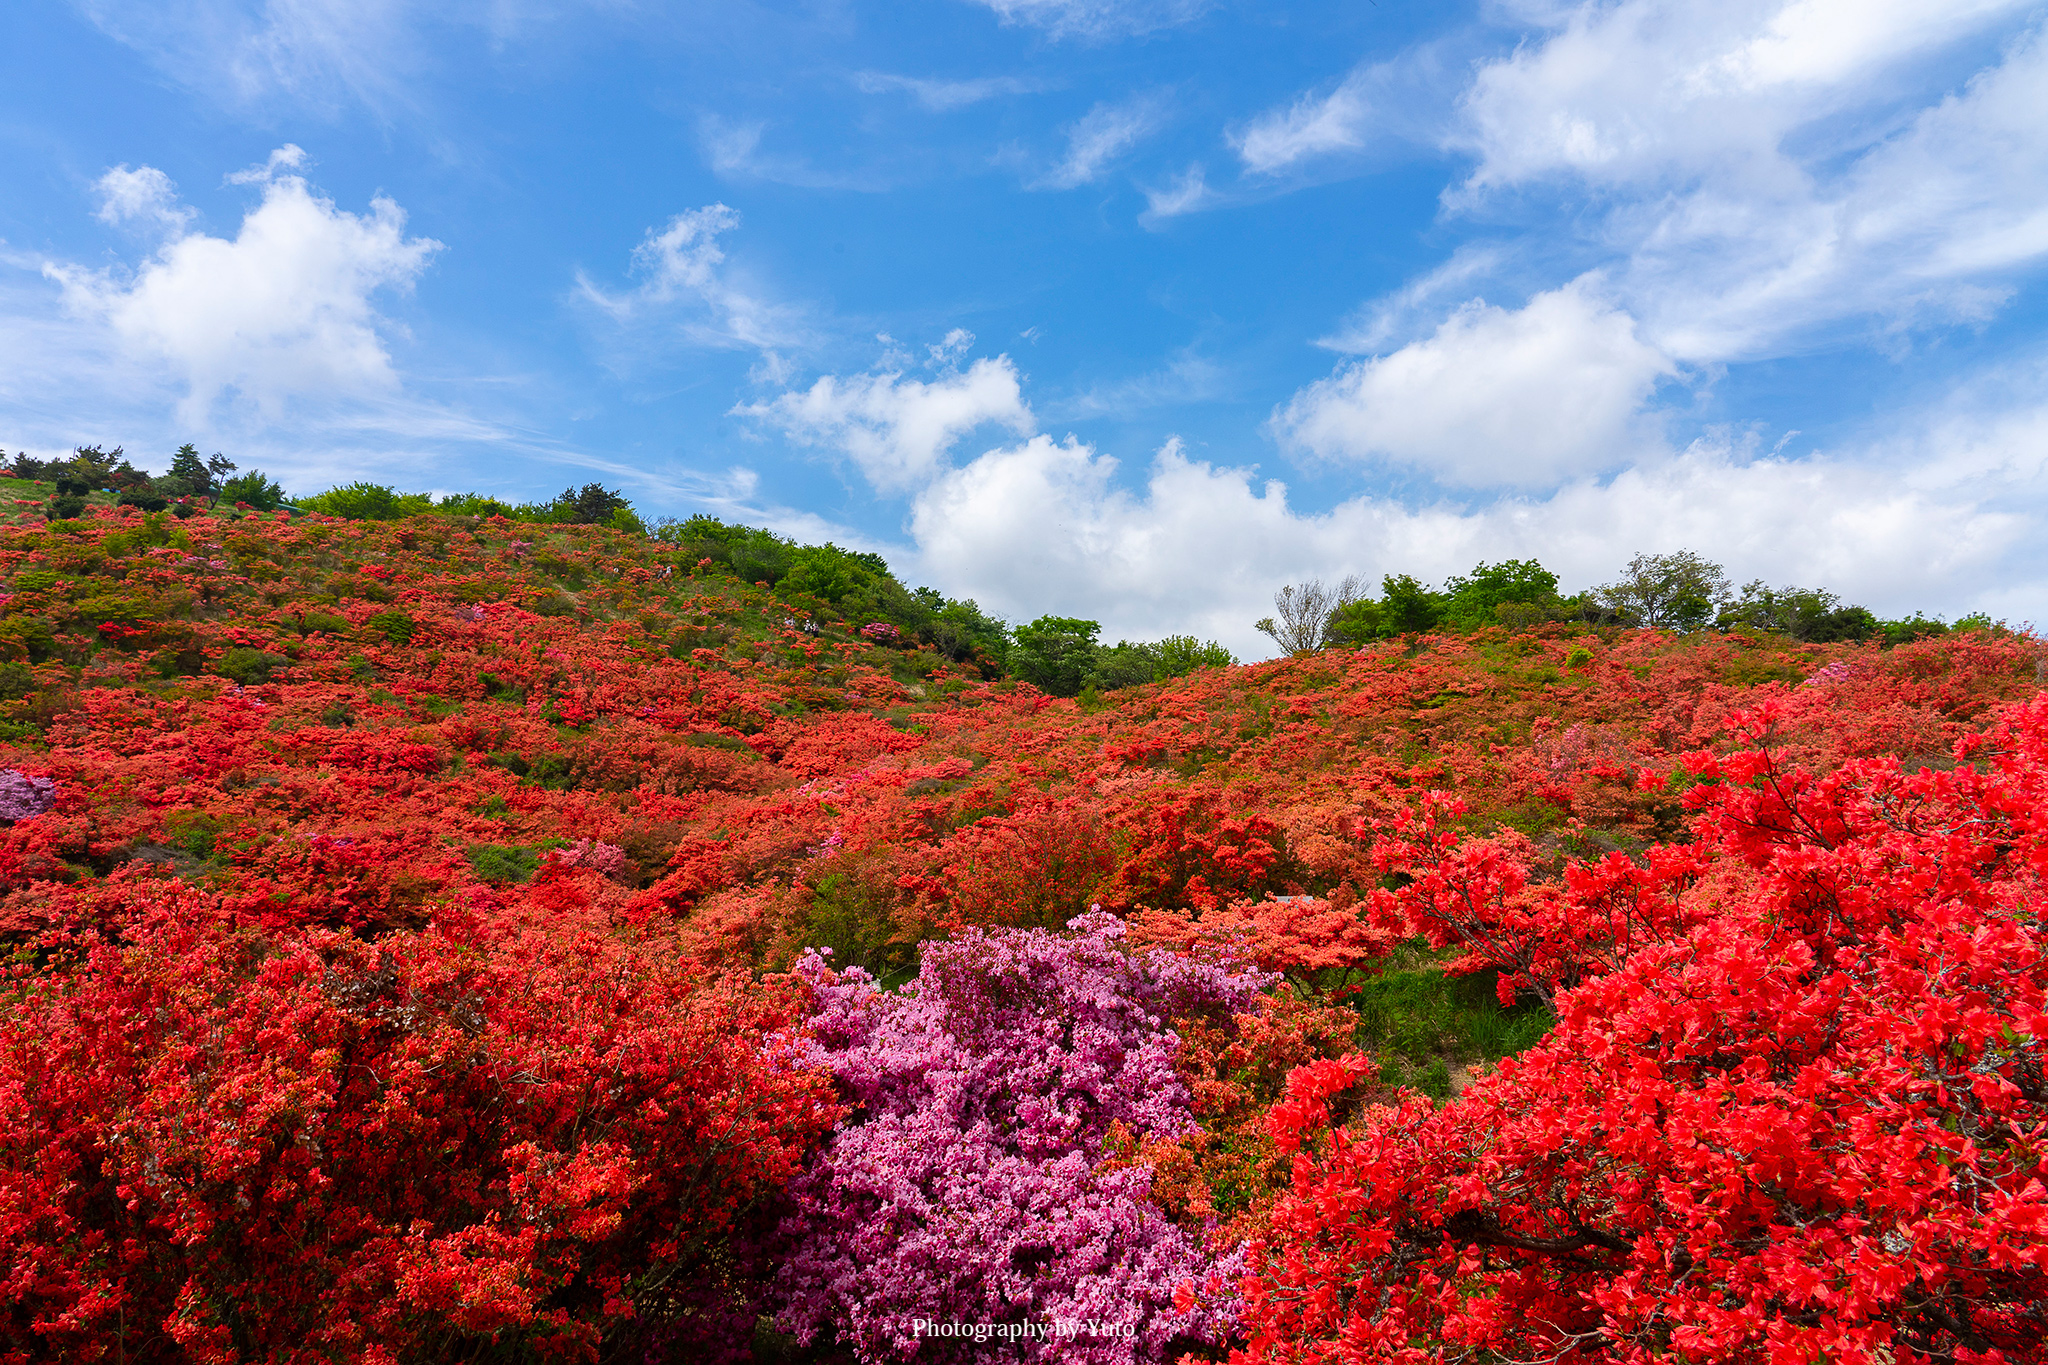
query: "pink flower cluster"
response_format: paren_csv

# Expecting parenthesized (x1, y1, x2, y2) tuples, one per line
(858, 622, 901, 644)
(549, 837, 630, 879)
(1802, 659, 1856, 687)
(0, 770, 55, 822)
(772, 913, 1264, 1362)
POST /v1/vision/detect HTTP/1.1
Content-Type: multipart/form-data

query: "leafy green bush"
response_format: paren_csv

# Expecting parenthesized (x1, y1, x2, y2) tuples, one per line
(295, 611, 351, 635)
(0, 662, 37, 699)
(218, 471, 287, 511)
(364, 610, 415, 643)
(213, 647, 288, 684)
(464, 843, 542, 884)
(297, 483, 435, 521)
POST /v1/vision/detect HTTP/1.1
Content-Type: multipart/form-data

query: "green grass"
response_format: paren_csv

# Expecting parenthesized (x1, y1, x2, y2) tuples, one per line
(1350, 946, 1554, 1098)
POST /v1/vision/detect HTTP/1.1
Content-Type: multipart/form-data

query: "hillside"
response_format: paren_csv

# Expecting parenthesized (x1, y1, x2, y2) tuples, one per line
(2, 499, 2045, 1363)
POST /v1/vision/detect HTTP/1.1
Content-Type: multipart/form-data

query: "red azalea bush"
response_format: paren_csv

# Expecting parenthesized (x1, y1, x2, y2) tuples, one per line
(1, 873, 839, 1363)
(1238, 696, 2048, 1364)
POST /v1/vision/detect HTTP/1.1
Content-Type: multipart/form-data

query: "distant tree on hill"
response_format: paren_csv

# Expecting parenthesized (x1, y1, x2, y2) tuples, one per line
(1011, 616, 1101, 697)
(1599, 550, 1731, 631)
(219, 470, 288, 511)
(1257, 576, 1362, 655)
(555, 483, 632, 525)
(1720, 580, 1878, 641)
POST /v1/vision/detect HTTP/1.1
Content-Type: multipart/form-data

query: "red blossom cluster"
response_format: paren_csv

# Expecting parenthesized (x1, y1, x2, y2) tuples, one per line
(0, 501, 2042, 1361)
(1242, 696, 2048, 1363)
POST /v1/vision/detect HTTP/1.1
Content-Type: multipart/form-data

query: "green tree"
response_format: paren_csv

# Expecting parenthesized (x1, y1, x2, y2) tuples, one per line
(1011, 616, 1101, 697)
(218, 471, 287, 511)
(553, 484, 632, 525)
(297, 483, 434, 520)
(1599, 550, 1731, 632)
(1720, 581, 1877, 642)
(167, 443, 211, 494)
(1441, 560, 1562, 630)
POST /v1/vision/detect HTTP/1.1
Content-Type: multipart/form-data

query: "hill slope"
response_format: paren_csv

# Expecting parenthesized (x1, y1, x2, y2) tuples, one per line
(2, 503, 2044, 1363)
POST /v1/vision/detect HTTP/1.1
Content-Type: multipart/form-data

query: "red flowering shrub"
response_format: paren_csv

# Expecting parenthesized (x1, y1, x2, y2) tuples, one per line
(0, 875, 838, 1362)
(1237, 696, 2048, 1364)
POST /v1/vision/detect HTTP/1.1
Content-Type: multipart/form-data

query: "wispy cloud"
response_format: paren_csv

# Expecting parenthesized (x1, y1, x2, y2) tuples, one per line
(1138, 163, 1216, 224)
(962, 0, 1210, 41)
(1230, 45, 1454, 177)
(734, 339, 1035, 491)
(575, 203, 810, 381)
(853, 71, 1050, 111)
(1032, 94, 1172, 190)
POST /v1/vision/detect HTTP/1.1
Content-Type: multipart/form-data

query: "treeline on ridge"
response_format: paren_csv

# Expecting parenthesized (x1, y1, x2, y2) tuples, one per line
(6, 443, 2002, 696)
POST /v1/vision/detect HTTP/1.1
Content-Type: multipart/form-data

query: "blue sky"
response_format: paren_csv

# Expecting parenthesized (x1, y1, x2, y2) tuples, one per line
(4, 0, 2046, 654)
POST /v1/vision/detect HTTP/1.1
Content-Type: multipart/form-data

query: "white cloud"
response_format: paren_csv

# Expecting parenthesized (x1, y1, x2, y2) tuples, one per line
(1034, 95, 1170, 189)
(853, 71, 1048, 110)
(576, 204, 808, 379)
(93, 165, 197, 233)
(911, 438, 2012, 653)
(1316, 245, 1508, 354)
(1138, 164, 1215, 223)
(75, 0, 428, 113)
(1273, 278, 1677, 487)
(906, 427, 2028, 657)
(734, 353, 1035, 490)
(1230, 45, 1457, 178)
(45, 147, 439, 424)
(1457, 0, 2032, 192)
(964, 0, 1208, 41)
(1064, 347, 1228, 417)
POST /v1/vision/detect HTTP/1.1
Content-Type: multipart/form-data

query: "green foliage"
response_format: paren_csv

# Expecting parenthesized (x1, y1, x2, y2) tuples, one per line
(295, 611, 351, 635)
(464, 842, 543, 884)
(0, 662, 37, 699)
(1010, 616, 1102, 697)
(1720, 580, 1878, 641)
(1599, 550, 1731, 632)
(296, 483, 437, 521)
(365, 610, 417, 644)
(779, 544, 881, 606)
(1351, 962, 1554, 1076)
(163, 810, 226, 861)
(1087, 634, 1234, 691)
(213, 647, 288, 684)
(553, 483, 633, 525)
(219, 471, 288, 511)
(1441, 560, 1564, 630)
(786, 871, 917, 978)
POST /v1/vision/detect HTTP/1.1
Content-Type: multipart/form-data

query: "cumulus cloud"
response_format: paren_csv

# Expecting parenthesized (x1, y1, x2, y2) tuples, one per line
(1443, 0, 2048, 361)
(1034, 95, 1171, 189)
(45, 146, 439, 423)
(93, 165, 197, 233)
(906, 426, 2028, 657)
(964, 0, 1209, 41)
(734, 351, 1035, 490)
(1273, 279, 1678, 487)
(576, 204, 808, 379)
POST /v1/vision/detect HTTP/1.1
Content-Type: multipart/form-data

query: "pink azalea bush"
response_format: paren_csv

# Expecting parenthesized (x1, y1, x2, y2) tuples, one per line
(0, 770, 54, 822)
(773, 913, 1262, 1361)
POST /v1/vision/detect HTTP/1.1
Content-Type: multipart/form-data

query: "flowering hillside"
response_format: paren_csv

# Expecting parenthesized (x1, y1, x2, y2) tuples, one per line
(1, 500, 2044, 1363)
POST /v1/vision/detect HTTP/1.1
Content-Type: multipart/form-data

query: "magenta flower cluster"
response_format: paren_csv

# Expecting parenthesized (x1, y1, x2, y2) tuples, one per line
(0, 770, 55, 822)
(858, 621, 901, 644)
(773, 912, 1265, 1362)
(549, 837, 630, 878)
